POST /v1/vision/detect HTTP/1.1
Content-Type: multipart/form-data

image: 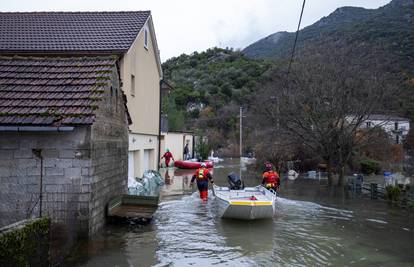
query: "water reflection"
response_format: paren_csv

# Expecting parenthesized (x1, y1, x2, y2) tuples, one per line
(66, 159, 414, 267)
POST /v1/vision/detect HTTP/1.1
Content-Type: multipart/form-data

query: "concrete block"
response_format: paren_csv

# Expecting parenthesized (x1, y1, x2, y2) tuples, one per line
(19, 139, 37, 149)
(45, 167, 64, 176)
(0, 151, 13, 160)
(81, 184, 91, 193)
(64, 167, 81, 179)
(59, 149, 75, 159)
(44, 159, 72, 168)
(27, 167, 41, 176)
(81, 167, 90, 176)
(11, 167, 27, 177)
(17, 158, 37, 168)
(42, 149, 59, 158)
(0, 140, 18, 149)
(0, 159, 14, 168)
(45, 184, 58, 192)
(79, 193, 89, 202)
(81, 176, 92, 184)
(73, 159, 91, 168)
(13, 149, 33, 159)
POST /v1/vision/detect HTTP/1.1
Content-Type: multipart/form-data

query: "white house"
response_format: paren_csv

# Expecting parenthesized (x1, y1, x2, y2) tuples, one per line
(357, 114, 410, 144)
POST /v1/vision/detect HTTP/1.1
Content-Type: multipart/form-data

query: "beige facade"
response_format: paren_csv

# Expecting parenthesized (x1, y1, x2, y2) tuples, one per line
(119, 16, 163, 179)
(160, 132, 194, 167)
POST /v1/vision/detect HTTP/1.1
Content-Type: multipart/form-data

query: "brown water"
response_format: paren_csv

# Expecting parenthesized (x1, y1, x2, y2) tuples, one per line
(66, 159, 414, 267)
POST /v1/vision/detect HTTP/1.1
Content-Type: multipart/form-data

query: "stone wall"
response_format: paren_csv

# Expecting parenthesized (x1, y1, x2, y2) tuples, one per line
(88, 65, 129, 235)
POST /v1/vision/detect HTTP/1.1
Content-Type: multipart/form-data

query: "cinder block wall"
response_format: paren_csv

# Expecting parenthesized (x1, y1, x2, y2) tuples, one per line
(0, 66, 129, 238)
(0, 127, 91, 232)
(88, 66, 129, 235)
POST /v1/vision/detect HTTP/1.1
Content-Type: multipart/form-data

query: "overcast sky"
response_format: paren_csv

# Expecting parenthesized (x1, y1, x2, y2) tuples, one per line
(2, 0, 391, 61)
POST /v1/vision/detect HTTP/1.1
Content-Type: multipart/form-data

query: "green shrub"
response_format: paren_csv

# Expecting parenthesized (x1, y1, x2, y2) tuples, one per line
(0, 218, 50, 267)
(360, 158, 381, 174)
(386, 185, 401, 202)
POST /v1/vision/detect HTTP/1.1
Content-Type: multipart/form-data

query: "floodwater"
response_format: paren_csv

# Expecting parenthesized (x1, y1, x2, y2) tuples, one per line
(66, 159, 414, 267)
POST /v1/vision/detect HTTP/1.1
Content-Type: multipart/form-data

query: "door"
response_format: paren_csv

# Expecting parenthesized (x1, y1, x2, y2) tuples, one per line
(128, 151, 134, 179)
(143, 149, 150, 172)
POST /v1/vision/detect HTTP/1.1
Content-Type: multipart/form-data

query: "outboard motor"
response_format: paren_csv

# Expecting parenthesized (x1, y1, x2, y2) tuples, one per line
(227, 172, 244, 190)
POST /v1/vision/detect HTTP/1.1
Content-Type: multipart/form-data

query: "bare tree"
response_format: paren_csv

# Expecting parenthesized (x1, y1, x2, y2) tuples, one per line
(252, 57, 397, 186)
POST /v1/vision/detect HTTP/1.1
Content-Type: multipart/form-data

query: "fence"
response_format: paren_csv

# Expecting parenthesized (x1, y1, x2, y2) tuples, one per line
(0, 179, 83, 264)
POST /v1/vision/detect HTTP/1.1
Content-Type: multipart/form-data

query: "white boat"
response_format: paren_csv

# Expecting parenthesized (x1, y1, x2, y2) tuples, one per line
(240, 157, 256, 165)
(213, 185, 276, 220)
(288, 170, 299, 180)
(208, 156, 223, 163)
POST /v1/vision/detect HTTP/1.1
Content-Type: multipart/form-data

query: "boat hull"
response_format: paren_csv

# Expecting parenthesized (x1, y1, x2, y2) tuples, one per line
(174, 160, 214, 169)
(214, 185, 276, 220)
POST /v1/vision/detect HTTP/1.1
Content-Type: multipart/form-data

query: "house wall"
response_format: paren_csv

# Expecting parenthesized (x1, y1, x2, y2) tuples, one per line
(0, 126, 92, 250)
(120, 17, 161, 178)
(89, 66, 129, 235)
(0, 66, 128, 241)
(160, 132, 194, 165)
(120, 19, 161, 135)
(362, 119, 410, 144)
(128, 133, 157, 179)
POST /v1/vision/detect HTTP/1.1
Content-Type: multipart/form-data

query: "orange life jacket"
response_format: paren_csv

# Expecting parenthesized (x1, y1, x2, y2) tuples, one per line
(196, 168, 209, 181)
(263, 171, 280, 186)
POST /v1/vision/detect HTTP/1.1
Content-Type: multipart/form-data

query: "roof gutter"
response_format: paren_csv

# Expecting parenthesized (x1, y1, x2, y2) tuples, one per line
(0, 126, 74, 132)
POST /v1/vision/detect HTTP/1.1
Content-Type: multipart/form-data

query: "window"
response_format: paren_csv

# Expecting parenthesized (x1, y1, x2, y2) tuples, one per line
(366, 121, 371, 128)
(394, 122, 398, 131)
(131, 74, 135, 97)
(144, 28, 148, 49)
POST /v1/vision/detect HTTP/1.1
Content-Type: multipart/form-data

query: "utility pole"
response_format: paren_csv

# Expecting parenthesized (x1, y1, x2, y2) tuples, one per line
(239, 106, 243, 158)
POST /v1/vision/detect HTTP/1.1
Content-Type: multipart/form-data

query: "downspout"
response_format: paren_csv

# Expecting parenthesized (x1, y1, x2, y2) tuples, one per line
(157, 79, 162, 171)
(32, 149, 43, 217)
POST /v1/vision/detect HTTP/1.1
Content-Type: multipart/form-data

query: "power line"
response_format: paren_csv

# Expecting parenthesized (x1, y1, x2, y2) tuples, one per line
(286, 0, 306, 78)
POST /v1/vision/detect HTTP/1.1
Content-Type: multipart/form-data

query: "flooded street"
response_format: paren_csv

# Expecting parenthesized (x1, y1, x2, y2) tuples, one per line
(66, 159, 414, 267)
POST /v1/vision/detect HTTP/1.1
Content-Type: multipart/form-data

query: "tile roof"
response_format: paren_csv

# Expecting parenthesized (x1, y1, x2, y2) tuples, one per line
(0, 11, 150, 53)
(0, 56, 118, 126)
(366, 114, 410, 122)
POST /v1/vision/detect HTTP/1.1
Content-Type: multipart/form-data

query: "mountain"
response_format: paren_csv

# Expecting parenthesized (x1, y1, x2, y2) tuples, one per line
(243, 0, 414, 63)
(243, 0, 414, 120)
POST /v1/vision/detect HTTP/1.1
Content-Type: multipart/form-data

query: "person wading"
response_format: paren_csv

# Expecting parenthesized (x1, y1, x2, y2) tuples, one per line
(190, 163, 214, 201)
(161, 149, 174, 167)
(262, 163, 280, 191)
(183, 143, 190, 160)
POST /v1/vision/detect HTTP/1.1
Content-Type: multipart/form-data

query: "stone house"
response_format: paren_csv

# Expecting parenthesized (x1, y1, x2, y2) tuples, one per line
(0, 56, 129, 239)
(0, 11, 163, 179)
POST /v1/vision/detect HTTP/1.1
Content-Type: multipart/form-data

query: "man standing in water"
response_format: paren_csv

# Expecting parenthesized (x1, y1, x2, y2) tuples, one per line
(161, 149, 174, 167)
(190, 163, 214, 201)
(262, 162, 280, 191)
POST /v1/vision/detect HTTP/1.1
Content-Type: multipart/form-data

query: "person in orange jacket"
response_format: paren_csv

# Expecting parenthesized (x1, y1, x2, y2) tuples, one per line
(191, 163, 214, 201)
(262, 162, 280, 191)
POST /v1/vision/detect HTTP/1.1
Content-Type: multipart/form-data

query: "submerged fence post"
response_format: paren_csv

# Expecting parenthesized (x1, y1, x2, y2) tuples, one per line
(370, 183, 378, 199)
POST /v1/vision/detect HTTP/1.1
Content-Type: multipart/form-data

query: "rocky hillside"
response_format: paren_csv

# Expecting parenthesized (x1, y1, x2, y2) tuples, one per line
(243, 0, 414, 63)
(243, 0, 414, 119)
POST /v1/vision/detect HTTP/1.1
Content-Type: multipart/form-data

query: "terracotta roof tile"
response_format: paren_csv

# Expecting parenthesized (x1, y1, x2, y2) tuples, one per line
(0, 11, 150, 53)
(0, 55, 117, 126)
